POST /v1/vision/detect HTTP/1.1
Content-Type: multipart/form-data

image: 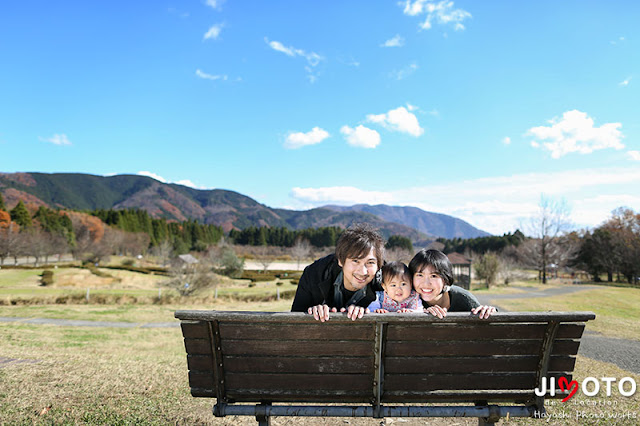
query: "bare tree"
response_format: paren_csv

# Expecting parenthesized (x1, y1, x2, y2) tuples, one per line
(166, 255, 218, 296)
(152, 240, 173, 267)
(0, 223, 21, 265)
(257, 245, 273, 273)
(526, 195, 572, 283)
(291, 237, 311, 269)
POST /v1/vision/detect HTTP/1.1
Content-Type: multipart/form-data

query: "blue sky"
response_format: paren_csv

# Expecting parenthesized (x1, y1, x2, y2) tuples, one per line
(1, 0, 638, 235)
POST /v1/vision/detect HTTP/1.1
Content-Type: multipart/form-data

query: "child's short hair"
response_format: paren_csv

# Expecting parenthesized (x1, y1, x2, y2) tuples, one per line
(335, 223, 385, 267)
(408, 249, 454, 286)
(381, 261, 411, 284)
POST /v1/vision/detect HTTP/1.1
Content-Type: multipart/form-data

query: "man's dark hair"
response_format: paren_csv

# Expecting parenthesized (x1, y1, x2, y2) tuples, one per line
(408, 249, 454, 286)
(381, 261, 411, 284)
(335, 223, 385, 267)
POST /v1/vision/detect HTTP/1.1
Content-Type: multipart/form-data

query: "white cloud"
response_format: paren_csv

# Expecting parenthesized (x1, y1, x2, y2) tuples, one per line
(619, 76, 631, 87)
(381, 34, 405, 47)
(195, 69, 228, 81)
(40, 134, 72, 146)
(265, 38, 324, 82)
(284, 127, 330, 149)
(628, 150, 640, 161)
(502, 137, 511, 145)
(205, 0, 224, 10)
(610, 36, 625, 45)
(367, 106, 424, 137)
(402, 0, 472, 31)
(340, 125, 381, 149)
(137, 171, 167, 183)
(289, 167, 640, 235)
(204, 23, 224, 40)
(528, 110, 624, 159)
(291, 186, 394, 205)
(390, 63, 418, 80)
(175, 179, 204, 189)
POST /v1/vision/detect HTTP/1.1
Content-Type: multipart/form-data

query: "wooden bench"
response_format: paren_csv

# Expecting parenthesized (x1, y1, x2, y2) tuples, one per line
(175, 310, 595, 425)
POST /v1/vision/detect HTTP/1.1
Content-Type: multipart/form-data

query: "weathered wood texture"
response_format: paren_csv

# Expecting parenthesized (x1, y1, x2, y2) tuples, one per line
(175, 311, 595, 408)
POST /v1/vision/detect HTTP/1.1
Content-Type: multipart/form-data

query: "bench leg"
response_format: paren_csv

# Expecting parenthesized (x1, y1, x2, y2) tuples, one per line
(255, 403, 271, 426)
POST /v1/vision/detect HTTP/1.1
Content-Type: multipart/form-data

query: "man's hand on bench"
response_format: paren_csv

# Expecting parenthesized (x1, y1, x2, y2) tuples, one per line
(307, 304, 367, 321)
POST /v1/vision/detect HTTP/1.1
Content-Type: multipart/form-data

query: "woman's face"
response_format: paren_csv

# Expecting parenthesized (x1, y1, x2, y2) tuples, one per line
(412, 264, 445, 304)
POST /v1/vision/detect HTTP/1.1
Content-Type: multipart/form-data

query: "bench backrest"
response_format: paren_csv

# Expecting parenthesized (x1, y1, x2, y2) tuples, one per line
(175, 311, 595, 408)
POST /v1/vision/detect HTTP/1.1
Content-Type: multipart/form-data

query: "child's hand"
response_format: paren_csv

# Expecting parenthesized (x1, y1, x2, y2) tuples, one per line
(472, 305, 496, 319)
(374, 309, 389, 313)
(425, 305, 447, 318)
(397, 308, 417, 313)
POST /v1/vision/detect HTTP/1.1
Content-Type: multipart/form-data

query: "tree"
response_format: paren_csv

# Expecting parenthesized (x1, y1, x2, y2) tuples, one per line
(291, 237, 311, 269)
(526, 195, 572, 283)
(10, 201, 32, 229)
(474, 252, 500, 288)
(386, 235, 413, 252)
(0, 222, 20, 265)
(166, 255, 218, 296)
(0, 192, 5, 210)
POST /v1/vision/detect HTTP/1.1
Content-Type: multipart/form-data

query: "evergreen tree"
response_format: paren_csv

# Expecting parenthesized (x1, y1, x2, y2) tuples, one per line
(10, 201, 32, 228)
(0, 192, 5, 211)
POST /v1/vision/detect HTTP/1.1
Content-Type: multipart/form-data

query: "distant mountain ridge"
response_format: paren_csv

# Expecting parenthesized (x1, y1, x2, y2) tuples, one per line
(0, 172, 490, 241)
(323, 204, 490, 239)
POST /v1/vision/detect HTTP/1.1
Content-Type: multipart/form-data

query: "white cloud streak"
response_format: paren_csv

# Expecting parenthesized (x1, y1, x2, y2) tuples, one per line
(289, 167, 640, 235)
(502, 137, 512, 145)
(204, 23, 224, 40)
(381, 35, 405, 47)
(205, 0, 224, 10)
(137, 172, 205, 189)
(528, 110, 624, 159)
(628, 150, 640, 161)
(340, 125, 381, 149)
(195, 69, 228, 81)
(284, 127, 330, 149)
(619, 76, 631, 87)
(265, 38, 324, 82)
(367, 106, 424, 137)
(402, 0, 472, 31)
(390, 63, 418, 80)
(40, 134, 72, 146)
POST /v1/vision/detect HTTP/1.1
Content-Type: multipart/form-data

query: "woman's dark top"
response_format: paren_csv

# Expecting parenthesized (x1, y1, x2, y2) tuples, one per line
(420, 285, 481, 311)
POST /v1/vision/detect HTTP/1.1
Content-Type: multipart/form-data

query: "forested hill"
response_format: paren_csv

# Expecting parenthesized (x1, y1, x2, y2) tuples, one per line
(0, 172, 489, 240)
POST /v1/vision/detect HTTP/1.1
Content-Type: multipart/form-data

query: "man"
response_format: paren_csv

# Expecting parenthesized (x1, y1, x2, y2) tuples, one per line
(291, 223, 384, 321)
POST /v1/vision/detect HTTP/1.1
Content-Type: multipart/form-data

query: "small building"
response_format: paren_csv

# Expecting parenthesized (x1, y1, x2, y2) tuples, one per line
(447, 252, 472, 290)
(177, 254, 199, 265)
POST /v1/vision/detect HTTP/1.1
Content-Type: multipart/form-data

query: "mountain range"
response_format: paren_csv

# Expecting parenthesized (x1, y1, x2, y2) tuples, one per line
(0, 172, 490, 242)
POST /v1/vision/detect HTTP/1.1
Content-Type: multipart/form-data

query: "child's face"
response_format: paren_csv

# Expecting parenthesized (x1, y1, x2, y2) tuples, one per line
(413, 265, 445, 303)
(382, 275, 412, 303)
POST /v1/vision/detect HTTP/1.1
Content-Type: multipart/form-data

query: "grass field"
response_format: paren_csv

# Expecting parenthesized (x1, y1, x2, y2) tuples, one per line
(1, 268, 639, 424)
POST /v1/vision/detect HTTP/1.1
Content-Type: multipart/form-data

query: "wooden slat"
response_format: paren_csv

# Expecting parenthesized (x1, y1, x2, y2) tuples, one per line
(382, 391, 536, 403)
(385, 355, 576, 374)
(225, 373, 371, 392)
(387, 323, 547, 341)
(189, 371, 215, 389)
(556, 323, 585, 339)
(180, 321, 209, 339)
(221, 340, 372, 356)
(223, 356, 373, 374)
(220, 323, 374, 340)
(225, 390, 373, 403)
(184, 338, 212, 355)
(551, 340, 581, 355)
(386, 340, 541, 357)
(386, 372, 537, 391)
(187, 354, 213, 371)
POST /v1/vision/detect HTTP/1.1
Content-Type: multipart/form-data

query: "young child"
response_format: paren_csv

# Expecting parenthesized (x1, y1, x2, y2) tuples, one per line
(367, 261, 422, 313)
(409, 249, 496, 319)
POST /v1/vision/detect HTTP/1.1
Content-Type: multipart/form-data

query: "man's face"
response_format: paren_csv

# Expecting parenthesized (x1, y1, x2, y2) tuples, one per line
(338, 248, 378, 291)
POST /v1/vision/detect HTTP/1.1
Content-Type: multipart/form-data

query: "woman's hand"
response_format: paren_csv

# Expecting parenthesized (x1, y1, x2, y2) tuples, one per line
(424, 305, 448, 319)
(472, 305, 497, 319)
(307, 304, 336, 322)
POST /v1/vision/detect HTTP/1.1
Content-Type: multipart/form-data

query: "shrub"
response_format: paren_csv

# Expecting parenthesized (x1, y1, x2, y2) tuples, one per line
(40, 270, 54, 286)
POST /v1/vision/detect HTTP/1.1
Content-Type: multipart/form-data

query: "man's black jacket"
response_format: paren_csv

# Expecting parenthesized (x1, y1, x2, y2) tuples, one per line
(290, 254, 382, 312)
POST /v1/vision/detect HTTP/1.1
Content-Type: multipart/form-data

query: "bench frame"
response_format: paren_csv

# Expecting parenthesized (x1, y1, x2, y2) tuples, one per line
(175, 310, 595, 425)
